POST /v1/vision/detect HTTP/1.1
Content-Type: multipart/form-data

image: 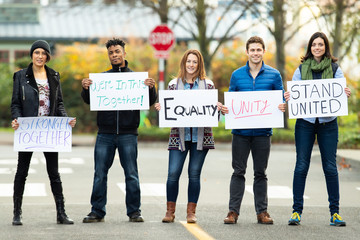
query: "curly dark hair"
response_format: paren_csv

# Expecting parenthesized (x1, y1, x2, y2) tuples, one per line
(246, 36, 265, 51)
(105, 38, 126, 50)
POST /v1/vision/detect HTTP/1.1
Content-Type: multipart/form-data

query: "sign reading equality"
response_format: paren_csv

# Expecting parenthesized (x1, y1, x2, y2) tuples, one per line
(14, 117, 73, 152)
(89, 72, 149, 111)
(287, 78, 348, 119)
(158, 90, 218, 127)
(224, 90, 284, 129)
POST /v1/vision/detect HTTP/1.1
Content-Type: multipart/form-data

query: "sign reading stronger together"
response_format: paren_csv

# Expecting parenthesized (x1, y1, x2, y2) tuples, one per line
(14, 117, 73, 152)
(89, 72, 149, 111)
(287, 78, 348, 119)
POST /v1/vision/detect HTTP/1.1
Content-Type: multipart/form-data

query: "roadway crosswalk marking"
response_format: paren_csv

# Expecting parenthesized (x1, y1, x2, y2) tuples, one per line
(117, 183, 166, 196)
(0, 183, 47, 197)
(0, 168, 36, 174)
(245, 185, 309, 199)
(59, 168, 73, 174)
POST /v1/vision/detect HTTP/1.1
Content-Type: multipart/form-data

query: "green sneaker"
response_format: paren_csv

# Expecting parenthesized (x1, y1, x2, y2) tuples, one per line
(330, 213, 346, 226)
(288, 212, 301, 225)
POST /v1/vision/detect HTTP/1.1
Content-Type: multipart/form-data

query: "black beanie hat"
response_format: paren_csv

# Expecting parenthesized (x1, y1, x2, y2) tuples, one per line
(30, 40, 51, 58)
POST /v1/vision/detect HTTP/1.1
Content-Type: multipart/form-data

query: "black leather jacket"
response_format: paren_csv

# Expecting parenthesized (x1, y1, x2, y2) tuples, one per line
(11, 63, 67, 119)
(81, 61, 157, 135)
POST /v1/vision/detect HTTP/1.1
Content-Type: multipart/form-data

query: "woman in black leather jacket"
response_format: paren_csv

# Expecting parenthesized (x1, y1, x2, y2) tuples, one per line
(10, 40, 76, 226)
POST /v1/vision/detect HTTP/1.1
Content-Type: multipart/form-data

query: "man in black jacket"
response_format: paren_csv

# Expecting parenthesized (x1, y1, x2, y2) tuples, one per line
(81, 38, 157, 223)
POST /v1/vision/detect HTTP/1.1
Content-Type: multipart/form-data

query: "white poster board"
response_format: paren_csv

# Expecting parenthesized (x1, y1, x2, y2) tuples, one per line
(287, 78, 348, 119)
(14, 117, 73, 152)
(158, 90, 218, 127)
(89, 72, 149, 111)
(224, 90, 284, 129)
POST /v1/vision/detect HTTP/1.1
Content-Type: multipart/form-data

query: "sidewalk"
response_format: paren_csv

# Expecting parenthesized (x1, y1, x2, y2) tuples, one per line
(1, 132, 359, 169)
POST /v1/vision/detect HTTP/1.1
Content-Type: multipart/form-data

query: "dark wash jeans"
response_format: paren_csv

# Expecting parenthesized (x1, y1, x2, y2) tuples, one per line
(228, 135, 271, 215)
(90, 133, 140, 217)
(14, 152, 63, 198)
(167, 141, 208, 203)
(292, 118, 340, 215)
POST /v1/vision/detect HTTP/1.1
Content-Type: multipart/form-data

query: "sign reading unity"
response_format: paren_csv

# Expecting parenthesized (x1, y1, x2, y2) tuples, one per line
(89, 72, 149, 111)
(287, 78, 348, 119)
(224, 90, 284, 129)
(158, 90, 218, 127)
(14, 117, 73, 152)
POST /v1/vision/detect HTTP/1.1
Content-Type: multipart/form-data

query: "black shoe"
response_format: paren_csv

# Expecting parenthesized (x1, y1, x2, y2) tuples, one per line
(83, 212, 104, 223)
(129, 211, 144, 222)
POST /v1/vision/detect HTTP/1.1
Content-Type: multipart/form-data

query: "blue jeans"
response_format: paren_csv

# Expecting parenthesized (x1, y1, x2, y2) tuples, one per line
(90, 133, 140, 217)
(167, 141, 208, 203)
(292, 119, 339, 215)
(229, 135, 271, 215)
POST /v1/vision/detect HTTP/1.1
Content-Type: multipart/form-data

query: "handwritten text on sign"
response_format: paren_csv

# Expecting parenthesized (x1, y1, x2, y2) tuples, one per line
(159, 90, 218, 127)
(14, 117, 73, 152)
(224, 90, 284, 129)
(287, 78, 348, 119)
(89, 72, 149, 111)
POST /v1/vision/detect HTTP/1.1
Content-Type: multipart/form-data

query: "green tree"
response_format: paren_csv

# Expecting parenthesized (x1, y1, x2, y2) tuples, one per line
(0, 63, 13, 127)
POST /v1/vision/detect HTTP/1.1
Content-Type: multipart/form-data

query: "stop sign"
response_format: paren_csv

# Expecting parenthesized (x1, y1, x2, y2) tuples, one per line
(149, 24, 175, 58)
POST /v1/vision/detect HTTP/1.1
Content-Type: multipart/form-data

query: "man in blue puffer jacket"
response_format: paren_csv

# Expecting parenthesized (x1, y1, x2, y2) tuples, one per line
(223, 36, 285, 225)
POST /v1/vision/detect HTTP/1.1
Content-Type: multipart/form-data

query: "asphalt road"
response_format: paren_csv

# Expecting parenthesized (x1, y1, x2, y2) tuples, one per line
(0, 143, 359, 240)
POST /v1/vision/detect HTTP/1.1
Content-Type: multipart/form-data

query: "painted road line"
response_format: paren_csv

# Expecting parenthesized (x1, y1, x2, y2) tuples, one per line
(245, 185, 309, 199)
(0, 183, 46, 197)
(180, 221, 215, 240)
(117, 183, 166, 196)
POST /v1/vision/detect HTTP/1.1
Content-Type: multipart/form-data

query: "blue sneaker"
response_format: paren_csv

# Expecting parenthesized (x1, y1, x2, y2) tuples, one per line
(288, 212, 301, 225)
(330, 213, 346, 226)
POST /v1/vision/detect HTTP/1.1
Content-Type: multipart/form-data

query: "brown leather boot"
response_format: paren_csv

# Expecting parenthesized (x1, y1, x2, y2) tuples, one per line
(162, 201, 176, 223)
(224, 211, 238, 224)
(257, 211, 273, 224)
(186, 202, 197, 223)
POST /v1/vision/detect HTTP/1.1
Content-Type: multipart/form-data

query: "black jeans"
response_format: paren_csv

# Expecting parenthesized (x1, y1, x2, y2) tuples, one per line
(228, 135, 271, 215)
(13, 152, 63, 199)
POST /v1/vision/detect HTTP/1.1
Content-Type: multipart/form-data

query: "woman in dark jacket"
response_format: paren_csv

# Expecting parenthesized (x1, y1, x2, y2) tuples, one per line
(10, 40, 76, 226)
(285, 32, 351, 226)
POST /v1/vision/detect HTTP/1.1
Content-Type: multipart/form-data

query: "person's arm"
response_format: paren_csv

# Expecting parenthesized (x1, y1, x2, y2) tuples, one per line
(11, 72, 23, 120)
(228, 73, 237, 92)
(81, 78, 92, 104)
(284, 67, 301, 101)
(56, 73, 67, 117)
(334, 67, 345, 78)
(274, 71, 286, 111)
(292, 67, 301, 81)
(148, 84, 157, 106)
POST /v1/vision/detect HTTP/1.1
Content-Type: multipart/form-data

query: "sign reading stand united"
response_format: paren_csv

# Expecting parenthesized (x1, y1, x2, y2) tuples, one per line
(14, 117, 73, 152)
(224, 90, 284, 129)
(89, 72, 149, 111)
(287, 78, 348, 119)
(158, 90, 218, 127)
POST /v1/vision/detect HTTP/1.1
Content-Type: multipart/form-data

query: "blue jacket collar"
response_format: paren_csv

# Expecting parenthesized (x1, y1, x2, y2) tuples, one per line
(246, 61, 265, 75)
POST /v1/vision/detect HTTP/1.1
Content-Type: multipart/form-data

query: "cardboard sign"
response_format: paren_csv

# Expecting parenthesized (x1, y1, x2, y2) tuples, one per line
(158, 90, 218, 127)
(14, 117, 73, 152)
(224, 90, 284, 129)
(89, 72, 149, 111)
(287, 78, 348, 119)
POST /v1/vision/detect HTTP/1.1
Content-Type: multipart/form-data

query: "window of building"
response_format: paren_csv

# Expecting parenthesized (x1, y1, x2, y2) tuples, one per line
(0, 50, 9, 63)
(15, 50, 29, 60)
